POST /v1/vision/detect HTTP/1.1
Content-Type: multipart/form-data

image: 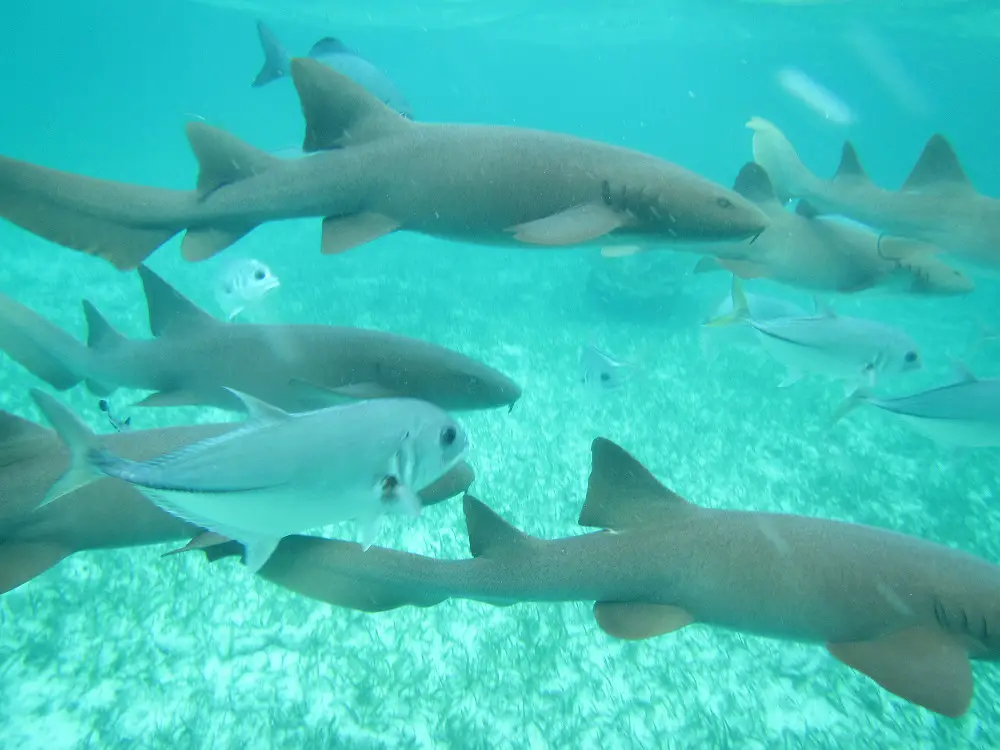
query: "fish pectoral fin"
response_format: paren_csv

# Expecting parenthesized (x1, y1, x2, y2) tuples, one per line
(162, 531, 233, 558)
(508, 203, 627, 246)
(321, 213, 400, 254)
(243, 536, 282, 573)
(593, 602, 695, 640)
(826, 627, 973, 718)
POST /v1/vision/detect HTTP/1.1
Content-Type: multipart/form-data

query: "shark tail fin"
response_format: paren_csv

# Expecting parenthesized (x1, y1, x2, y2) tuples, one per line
(252, 20, 291, 87)
(830, 387, 872, 427)
(745, 116, 821, 201)
(28, 389, 107, 506)
(0, 292, 91, 392)
(702, 277, 751, 328)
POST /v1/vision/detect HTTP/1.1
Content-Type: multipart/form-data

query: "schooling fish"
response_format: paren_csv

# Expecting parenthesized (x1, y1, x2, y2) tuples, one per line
(252, 20, 413, 119)
(0, 265, 521, 413)
(747, 116, 1000, 270)
(706, 278, 922, 388)
(0, 58, 767, 271)
(694, 162, 973, 296)
(213, 257, 280, 321)
(834, 366, 1000, 446)
(30, 388, 469, 572)
(579, 345, 629, 391)
(208, 438, 1000, 718)
(0, 408, 475, 594)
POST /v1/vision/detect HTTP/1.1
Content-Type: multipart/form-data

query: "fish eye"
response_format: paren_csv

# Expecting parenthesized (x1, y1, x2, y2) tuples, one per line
(716, 197, 733, 209)
(253, 269, 266, 281)
(904, 351, 919, 363)
(440, 425, 457, 447)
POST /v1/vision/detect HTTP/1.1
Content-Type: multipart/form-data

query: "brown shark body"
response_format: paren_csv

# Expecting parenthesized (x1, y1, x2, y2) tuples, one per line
(0, 59, 767, 271)
(216, 438, 1000, 717)
(748, 116, 1000, 269)
(0, 265, 520, 413)
(695, 163, 974, 295)
(0, 409, 474, 595)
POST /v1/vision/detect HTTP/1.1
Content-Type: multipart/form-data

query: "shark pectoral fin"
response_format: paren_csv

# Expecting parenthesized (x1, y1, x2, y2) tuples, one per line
(358, 512, 385, 551)
(826, 627, 973, 718)
(0, 541, 72, 594)
(182, 226, 258, 262)
(132, 389, 234, 410)
(508, 203, 626, 246)
(600, 245, 644, 259)
(418, 461, 475, 507)
(162, 531, 233, 558)
(693, 256, 724, 274)
(720, 259, 768, 280)
(593, 602, 695, 640)
(321, 213, 400, 254)
(326, 382, 399, 400)
(243, 536, 282, 574)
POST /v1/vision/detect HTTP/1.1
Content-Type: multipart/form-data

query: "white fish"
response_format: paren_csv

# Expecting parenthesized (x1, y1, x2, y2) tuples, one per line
(580, 345, 630, 391)
(31, 388, 469, 572)
(214, 258, 280, 321)
(834, 366, 1000, 447)
(706, 279, 921, 388)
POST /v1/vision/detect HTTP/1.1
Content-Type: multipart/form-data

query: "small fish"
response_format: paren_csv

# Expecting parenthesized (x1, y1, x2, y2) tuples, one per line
(706, 278, 921, 388)
(252, 20, 413, 119)
(834, 365, 1000, 446)
(97, 399, 131, 432)
(31, 388, 469, 572)
(580, 345, 629, 391)
(213, 257, 280, 320)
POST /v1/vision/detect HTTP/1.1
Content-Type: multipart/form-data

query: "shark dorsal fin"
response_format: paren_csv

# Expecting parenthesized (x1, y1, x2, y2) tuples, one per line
(185, 122, 279, 198)
(464, 494, 536, 557)
(289, 57, 409, 152)
(834, 142, 869, 182)
(733, 162, 779, 205)
(579, 438, 692, 530)
(308, 37, 353, 57)
(81, 301, 127, 351)
(137, 265, 220, 338)
(901, 135, 971, 191)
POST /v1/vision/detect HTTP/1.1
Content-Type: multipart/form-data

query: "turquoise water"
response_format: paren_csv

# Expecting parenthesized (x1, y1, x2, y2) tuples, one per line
(2, 1, 1000, 747)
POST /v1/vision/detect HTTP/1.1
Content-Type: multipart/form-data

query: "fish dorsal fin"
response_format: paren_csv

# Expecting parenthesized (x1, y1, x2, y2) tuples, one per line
(464, 494, 536, 558)
(834, 142, 869, 182)
(137, 265, 220, 338)
(184, 122, 280, 198)
(579, 438, 692, 530)
(308, 37, 353, 57)
(289, 57, 409, 151)
(732, 162, 780, 206)
(901, 135, 971, 191)
(224, 388, 291, 422)
(81, 301, 127, 351)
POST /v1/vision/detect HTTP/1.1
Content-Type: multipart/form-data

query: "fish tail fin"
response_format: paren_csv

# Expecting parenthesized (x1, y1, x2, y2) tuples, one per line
(0, 541, 72, 594)
(745, 116, 821, 201)
(0, 292, 92, 391)
(28, 389, 106, 505)
(830, 387, 872, 426)
(703, 276, 751, 328)
(252, 20, 291, 87)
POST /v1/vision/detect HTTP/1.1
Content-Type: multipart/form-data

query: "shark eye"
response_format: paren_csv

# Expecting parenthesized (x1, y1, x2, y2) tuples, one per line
(904, 351, 919, 363)
(440, 425, 457, 447)
(716, 197, 733, 209)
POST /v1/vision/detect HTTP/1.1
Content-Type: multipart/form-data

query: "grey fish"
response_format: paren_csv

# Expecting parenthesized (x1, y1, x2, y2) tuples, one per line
(0, 58, 768, 271)
(31, 388, 470, 572)
(207, 438, 1000, 717)
(707, 278, 922, 388)
(0, 265, 520, 413)
(213, 257, 280, 320)
(579, 345, 629, 391)
(252, 20, 413, 119)
(749, 116, 1000, 270)
(0, 409, 473, 594)
(694, 162, 973, 296)
(834, 366, 1000, 446)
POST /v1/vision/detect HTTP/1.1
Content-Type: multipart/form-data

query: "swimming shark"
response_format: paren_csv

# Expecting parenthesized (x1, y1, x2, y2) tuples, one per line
(0, 409, 474, 594)
(204, 437, 1000, 717)
(0, 59, 767, 271)
(693, 162, 973, 295)
(0, 265, 521, 413)
(748, 116, 1000, 270)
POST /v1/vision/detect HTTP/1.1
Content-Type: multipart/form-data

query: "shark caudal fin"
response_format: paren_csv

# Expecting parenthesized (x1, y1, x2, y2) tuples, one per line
(252, 20, 292, 87)
(746, 117, 823, 202)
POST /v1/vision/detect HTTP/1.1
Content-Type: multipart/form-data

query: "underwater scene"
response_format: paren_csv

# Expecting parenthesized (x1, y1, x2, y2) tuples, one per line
(2, 0, 1000, 747)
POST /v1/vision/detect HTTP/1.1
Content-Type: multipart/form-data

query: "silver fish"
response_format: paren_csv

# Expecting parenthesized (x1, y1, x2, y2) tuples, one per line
(834, 366, 1000, 446)
(707, 279, 921, 388)
(31, 388, 469, 572)
(580, 345, 630, 391)
(214, 257, 280, 320)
